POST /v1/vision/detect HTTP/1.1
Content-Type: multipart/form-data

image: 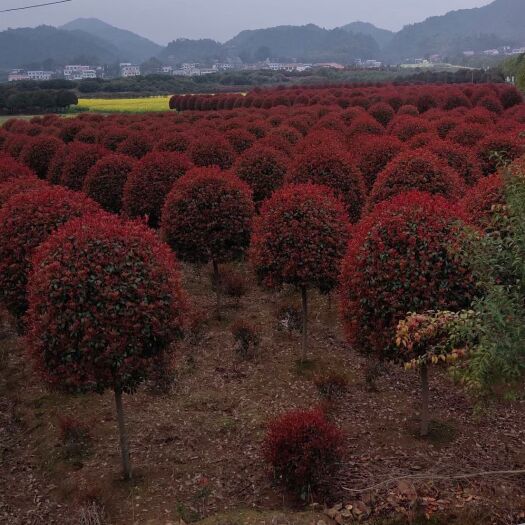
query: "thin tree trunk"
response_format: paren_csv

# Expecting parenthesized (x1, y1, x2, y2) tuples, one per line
(212, 260, 221, 318)
(420, 363, 430, 437)
(114, 388, 132, 480)
(301, 286, 308, 363)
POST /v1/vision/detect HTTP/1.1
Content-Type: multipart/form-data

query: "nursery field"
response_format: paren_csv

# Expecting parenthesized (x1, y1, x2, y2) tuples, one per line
(77, 96, 171, 113)
(0, 82, 525, 525)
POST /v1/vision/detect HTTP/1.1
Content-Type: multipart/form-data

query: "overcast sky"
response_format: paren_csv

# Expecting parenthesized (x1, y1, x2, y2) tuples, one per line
(1, 0, 493, 44)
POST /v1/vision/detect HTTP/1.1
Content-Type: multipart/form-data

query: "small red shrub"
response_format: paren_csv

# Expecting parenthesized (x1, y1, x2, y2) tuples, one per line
(448, 123, 487, 147)
(161, 167, 254, 264)
(0, 175, 49, 208)
(250, 183, 349, 292)
(20, 136, 64, 179)
(286, 143, 365, 223)
(0, 155, 35, 184)
(476, 133, 523, 175)
(388, 116, 430, 141)
(58, 121, 85, 143)
(155, 133, 190, 153)
(225, 128, 255, 153)
(83, 154, 136, 213)
(356, 135, 404, 191)
(368, 102, 395, 126)
(187, 133, 235, 169)
(369, 150, 466, 208)
(427, 140, 482, 186)
(116, 132, 153, 159)
(60, 142, 108, 191)
(122, 151, 192, 227)
(262, 408, 343, 492)
(234, 144, 288, 203)
(460, 173, 504, 228)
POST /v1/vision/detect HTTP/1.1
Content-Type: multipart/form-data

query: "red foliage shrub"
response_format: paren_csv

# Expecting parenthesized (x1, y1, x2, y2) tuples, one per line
(75, 126, 101, 144)
(460, 173, 504, 228)
(116, 132, 153, 159)
(369, 150, 466, 208)
(425, 140, 481, 186)
(100, 126, 130, 151)
(348, 115, 384, 137)
(397, 104, 419, 116)
(340, 191, 477, 359)
(19, 136, 63, 179)
(155, 133, 190, 153)
(161, 167, 254, 265)
(407, 132, 439, 149)
(26, 213, 187, 393)
(83, 154, 136, 213)
(286, 143, 365, 223)
(434, 117, 459, 139)
(388, 116, 430, 141)
(3, 134, 31, 159)
(0, 187, 101, 319)
(225, 128, 255, 153)
(58, 121, 85, 143)
(356, 135, 404, 191)
(46, 149, 67, 185)
(187, 133, 235, 169)
(443, 92, 471, 110)
(0, 155, 35, 184)
(0, 175, 49, 208)
(60, 142, 108, 191)
(499, 86, 523, 109)
(476, 133, 523, 175)
(234, 144, 288, 203)
(477, 96, 503, 115)
(368, 102, 395, 126)
(262, 408, 343, 492)
(448, 123, 487, 147)
(122, 151, 192, 227)
(250, 183, 349, 293)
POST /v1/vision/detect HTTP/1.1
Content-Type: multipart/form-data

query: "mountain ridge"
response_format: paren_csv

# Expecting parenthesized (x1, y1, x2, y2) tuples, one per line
(60, 18, 162, 63)
(1, 1, 524, 70)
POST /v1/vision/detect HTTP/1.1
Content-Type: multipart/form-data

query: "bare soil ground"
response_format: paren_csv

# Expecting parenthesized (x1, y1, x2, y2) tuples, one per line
(1, 263, 524, 524)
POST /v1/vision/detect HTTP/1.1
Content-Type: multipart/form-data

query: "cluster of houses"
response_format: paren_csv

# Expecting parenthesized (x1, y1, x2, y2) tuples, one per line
(7, 63, 141, 82)
(7, 57, 389, 83)
(463, 46, 525, 58)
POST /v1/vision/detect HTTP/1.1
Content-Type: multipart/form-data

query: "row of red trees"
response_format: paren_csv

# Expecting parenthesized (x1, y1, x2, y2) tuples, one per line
(169, 83, 522, 113)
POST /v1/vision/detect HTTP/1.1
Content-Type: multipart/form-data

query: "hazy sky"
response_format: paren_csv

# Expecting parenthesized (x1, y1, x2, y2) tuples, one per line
(1, 0, 493, 44)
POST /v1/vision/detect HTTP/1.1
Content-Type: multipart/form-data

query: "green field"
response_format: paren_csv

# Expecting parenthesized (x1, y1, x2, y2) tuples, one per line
(77, 96, 171, 113)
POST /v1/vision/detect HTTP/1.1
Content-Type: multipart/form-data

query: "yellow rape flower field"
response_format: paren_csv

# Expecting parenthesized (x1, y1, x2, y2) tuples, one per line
(77, 96, 171, 113)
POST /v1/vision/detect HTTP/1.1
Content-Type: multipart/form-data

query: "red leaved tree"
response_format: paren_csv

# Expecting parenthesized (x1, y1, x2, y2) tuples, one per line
(368, 150, 466, 208)
(83, 154, 136, 213)
(161, 167, 255, 315)
(26, 213, 187, 479)
(122, 151, 192, 227)
(19, 136, 64, 179)
(234, 144, 288, 204)
(286, 143, 365, 223)
(60, 142, 108, 191)
(250, 183, 349, 361)
(340, 191, 477, 362)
